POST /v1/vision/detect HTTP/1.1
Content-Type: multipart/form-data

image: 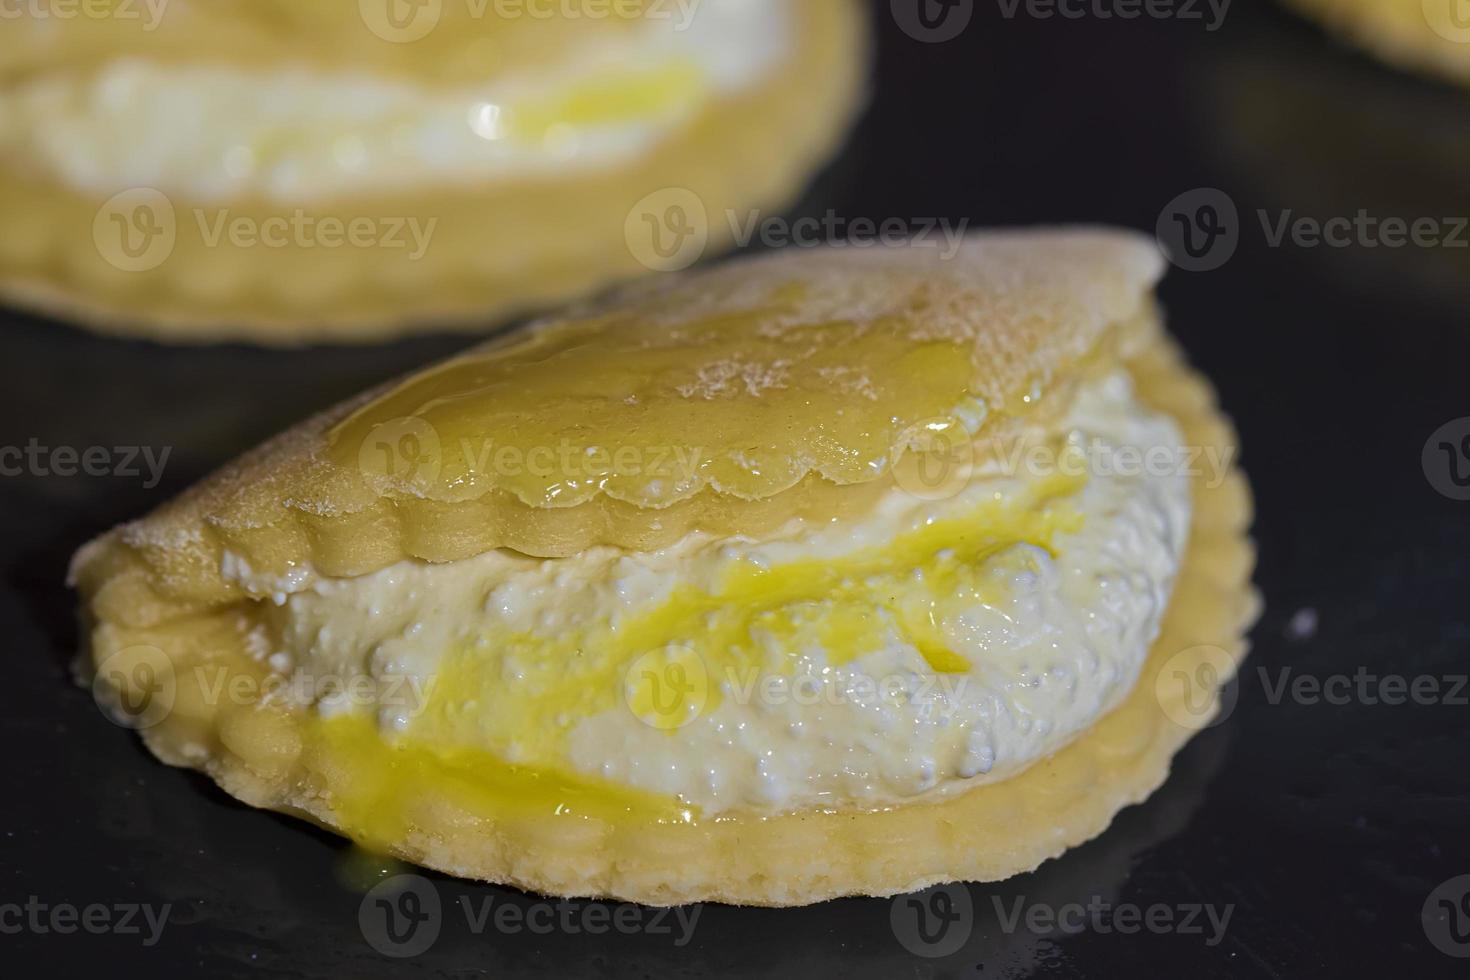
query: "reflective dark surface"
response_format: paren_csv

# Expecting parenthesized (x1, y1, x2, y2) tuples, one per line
(3, 2, 1469, 976)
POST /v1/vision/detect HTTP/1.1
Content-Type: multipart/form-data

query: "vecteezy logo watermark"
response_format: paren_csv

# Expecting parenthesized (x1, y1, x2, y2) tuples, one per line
(1423, 0, 1470, 45)
(92, 189, 436, 272)
(725, 210, 969, 259)
(624, 189, 970, 272)
(192, 210, 436, 259)
(891, 417, 975, 502)
(91, 645, 177, 730)
(1423, 875, 1470, 958)
(0, 439, 171, 488)
(893, 0, 1228, 40)
(982, 436, 1237, 489)
(359, 0, 443, 42)
(0, 0, 170, 30)
(359, 0, 700, 43)
(359, 873, 702, 957)
(93, 188, 177, 272)
(360, 874, 442, 958)
(624, 645, 711, 731)
(356, 418, 705, 497)
(458, 894, 701, 944)
(727, 668, 970, 718)
(624, 655, 975, 731)
(891, 884, 974, 958)
(1156, 187, 1239, 272)
(890, 0, 975, 42)
(196, 666, 437, 720)
(1158, 188, 1470, 271)
(92, 644, 435, 729)
(1423, 418, 1470, 501)
(0, 897, 171, 946)
(356, 416, 444, 491)
(625, 187, 711, 273)
(989, 895, 1234, 946)
(890, 426, 1240, 504)
(1154, 644, 1239, 730)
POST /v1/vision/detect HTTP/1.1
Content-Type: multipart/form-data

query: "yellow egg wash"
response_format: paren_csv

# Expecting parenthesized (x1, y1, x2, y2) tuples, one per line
(328, 313, 976, 506)
(505, 61, 706, 141)
(405, 476, 1084, 768)
(303, 712, 694, 848)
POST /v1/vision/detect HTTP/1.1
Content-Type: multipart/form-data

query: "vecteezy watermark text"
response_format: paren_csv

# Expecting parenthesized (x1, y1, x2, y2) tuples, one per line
(193, 210, 436, 260)
(889, 884, 1234, 958)
(0, 0, 169, 29)
(994, 0, 1229, 31)
(625, 188, 970, 272)
(0, 439, 170, 488)
(890, 419, 1241, 503)
(890, 0, 1228, 42)
(1257, 666, 1467, 707)
(358, 874, 700, 958)
(92, 189, 437, 272)
(357, 417, 705, 493)
(0, 897, 171, 946)
(623, 652, 974, 731)
(358, 0, 701, 43)
(1157, 187, 1470, 271)
(989, 894, 1234, 946)
(90, 644, 438, 731)
(725, 210, 969, 260)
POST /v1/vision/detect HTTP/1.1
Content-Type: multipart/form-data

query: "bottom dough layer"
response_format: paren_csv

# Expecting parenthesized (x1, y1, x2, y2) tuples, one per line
(100, 335, 1258, 906)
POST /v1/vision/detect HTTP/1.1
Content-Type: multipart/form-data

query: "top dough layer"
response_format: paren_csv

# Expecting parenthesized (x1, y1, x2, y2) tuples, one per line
(70, 230, 1165, 631)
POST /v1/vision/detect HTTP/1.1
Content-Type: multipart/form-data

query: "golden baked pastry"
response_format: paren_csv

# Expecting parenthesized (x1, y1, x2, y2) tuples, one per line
(1282, 0, 1470, 83)
(0, 0, 864, 343)
(73, 229, 1259, 905)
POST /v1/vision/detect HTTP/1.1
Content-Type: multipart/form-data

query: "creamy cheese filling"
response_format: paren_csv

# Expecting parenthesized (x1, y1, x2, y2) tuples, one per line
(0, 0, 791, 201)
(236, 370, 1191, 814)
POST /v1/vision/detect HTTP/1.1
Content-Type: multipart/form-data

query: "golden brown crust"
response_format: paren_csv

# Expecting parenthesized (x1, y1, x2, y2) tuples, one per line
(0, 0, 865, 341)
(70, 230, 1165, 629)
(84, 327, 1257, 906)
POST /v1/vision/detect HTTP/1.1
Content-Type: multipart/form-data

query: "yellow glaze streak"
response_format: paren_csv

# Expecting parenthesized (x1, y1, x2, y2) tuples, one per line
(506, 61, 707, 140)
(328, 312, 976, 507)
(305, 713, 696, 850)
(409, 478, 1083, 764)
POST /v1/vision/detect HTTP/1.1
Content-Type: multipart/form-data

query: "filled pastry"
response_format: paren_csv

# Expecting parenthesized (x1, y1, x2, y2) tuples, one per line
(0, 0, 864, 343)
(73, 229, 1259, 906)
(1282, 0, 1470, 84)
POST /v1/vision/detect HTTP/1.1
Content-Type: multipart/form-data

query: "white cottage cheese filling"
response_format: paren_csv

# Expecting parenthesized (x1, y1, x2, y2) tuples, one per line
(0, 0, 792, 202)
(240, 370, 1193, 814)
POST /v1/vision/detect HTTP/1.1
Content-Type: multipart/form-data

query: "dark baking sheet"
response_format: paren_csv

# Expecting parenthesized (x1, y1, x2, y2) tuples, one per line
(3, 2, 1468, 976)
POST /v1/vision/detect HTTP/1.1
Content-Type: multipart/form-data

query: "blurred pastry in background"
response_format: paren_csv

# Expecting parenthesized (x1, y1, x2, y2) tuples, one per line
(0, 0, 865, 343)
(1281, 0, 1470, 83)
(1205, 31, 1470, 311)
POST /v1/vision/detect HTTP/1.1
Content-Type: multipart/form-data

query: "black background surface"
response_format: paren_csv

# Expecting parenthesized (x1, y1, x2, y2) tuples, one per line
(3, 1, 1469, 976)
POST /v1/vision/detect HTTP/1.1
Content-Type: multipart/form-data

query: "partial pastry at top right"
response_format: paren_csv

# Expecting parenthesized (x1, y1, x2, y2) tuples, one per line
(1283, 0, 1470, 82)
